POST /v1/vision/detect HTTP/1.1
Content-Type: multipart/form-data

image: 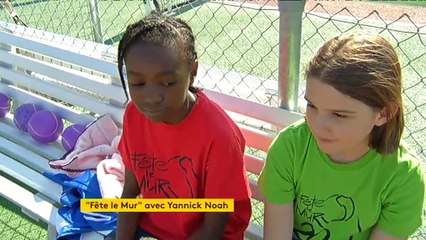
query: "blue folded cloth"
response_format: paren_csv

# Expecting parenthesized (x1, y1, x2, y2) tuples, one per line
(44, 170, 117, 239)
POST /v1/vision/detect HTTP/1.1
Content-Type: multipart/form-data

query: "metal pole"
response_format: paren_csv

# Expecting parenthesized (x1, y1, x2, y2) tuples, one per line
(1, 0, 28, 26)
(88, 0, 103, 43)
(277, 0, 306, 112)
(167, 0, 173, 13)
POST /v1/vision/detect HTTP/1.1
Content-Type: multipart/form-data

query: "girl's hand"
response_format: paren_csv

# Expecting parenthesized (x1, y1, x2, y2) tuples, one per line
(187, 212, 228, 240)
(369, 227, 407, 240)
(116, 169, 142, 240)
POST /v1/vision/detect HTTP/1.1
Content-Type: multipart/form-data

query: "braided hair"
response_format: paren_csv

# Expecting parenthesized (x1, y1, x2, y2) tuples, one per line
(117, 13, 198, 102)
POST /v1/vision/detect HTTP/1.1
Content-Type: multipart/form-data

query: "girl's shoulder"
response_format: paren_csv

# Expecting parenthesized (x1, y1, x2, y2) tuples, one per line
(379, 142, 425, 190)
(194, 90, 245, 141)
(274, 118, 312, 145)
(391, 142, 424, 174)
(266, 118, 315, 160)
(123, 101, 142, 118)
(197, 91, 241, 129)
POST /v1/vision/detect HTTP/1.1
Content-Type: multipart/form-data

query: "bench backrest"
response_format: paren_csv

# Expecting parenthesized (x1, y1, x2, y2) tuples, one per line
(0, 22, 304, 238)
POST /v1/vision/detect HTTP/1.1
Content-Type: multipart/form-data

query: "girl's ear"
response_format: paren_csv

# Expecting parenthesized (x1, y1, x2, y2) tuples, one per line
(191, 60, 198, 80)
(189, 60, 198, 87)
(375, 104, 398, 127)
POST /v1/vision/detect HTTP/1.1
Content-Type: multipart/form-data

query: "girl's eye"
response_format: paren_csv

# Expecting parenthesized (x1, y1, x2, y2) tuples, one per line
(333, 113, 347, 118)
(307, 103, 316, 109)
(130, 82, 145, 87)
(162, 82, 176, 86)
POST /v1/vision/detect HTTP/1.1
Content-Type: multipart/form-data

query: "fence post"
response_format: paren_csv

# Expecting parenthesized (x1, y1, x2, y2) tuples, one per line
(277, 0, 306, 112)
(88, 0, 103, 43)
(167, 0, 173, 13)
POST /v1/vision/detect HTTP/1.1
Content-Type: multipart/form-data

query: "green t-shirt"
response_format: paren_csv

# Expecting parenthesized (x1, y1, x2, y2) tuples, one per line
(258, 120, 425, 239)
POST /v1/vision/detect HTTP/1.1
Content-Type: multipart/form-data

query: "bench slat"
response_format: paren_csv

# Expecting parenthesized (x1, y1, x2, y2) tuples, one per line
(0, 114, 65, 160)
(0, 164, 105, 240)
(0, 151, 61, 203)
(0, 83, 96, 125)
(0, 67, 125, 124)
(0, 174, 58, 224)
(0, 31, 119, 78)
(0, 129, 59, 172)
(204, 88, 303, 128)
(244, 154, 265, 175)
(239, 124, 274, 153)
(1, 21, 116, 60)
(0, 50, 126, 104)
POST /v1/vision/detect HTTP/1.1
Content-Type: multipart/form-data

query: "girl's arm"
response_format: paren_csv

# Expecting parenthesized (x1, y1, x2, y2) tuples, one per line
(264, 200, 294, 240)
(115, 169, 142, 240)
(369, 227, 407, 240)
(188, 212, 228, 240)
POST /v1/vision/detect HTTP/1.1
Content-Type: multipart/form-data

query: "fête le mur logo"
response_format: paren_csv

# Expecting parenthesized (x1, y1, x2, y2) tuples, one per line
(81, 199, 234, 212)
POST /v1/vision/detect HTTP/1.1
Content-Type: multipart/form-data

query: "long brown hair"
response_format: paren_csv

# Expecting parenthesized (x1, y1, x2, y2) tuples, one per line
(305, 31, 404, 154)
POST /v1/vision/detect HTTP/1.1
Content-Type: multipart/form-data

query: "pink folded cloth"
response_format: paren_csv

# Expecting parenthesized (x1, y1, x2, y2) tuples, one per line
(96, 152, 125, 198)
(49, 115, 120, 177)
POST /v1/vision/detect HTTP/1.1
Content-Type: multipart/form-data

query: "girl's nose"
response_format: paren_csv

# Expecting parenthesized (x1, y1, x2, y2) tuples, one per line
(143, 87, 163, 105)
(316, 116, 332, 133)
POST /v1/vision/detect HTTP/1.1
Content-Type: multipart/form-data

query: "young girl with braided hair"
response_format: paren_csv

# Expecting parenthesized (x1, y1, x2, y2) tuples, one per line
(113, 13, 252, 240)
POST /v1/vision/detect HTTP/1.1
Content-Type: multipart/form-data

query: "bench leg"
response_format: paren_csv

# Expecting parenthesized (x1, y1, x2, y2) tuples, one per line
(47, 223, 57, 240)
(21, 208, 40, 222)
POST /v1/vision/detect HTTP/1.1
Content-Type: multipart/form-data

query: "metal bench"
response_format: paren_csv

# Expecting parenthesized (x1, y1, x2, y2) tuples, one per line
(0, 21, 303, 240)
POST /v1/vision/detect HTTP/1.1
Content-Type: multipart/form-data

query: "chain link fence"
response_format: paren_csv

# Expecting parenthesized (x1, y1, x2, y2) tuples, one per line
(1, 0, 425, 238)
